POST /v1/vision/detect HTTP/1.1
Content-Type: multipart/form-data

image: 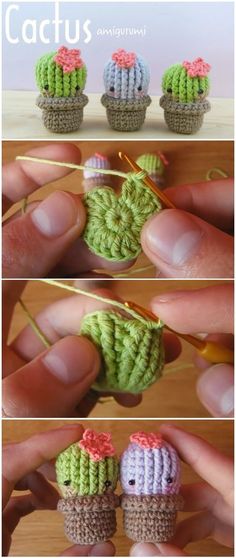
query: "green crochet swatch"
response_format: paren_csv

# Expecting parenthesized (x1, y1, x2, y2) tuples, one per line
(80, 311, 165, 394)
(82, 174, 162, 261)
(56, 443, 118, 496)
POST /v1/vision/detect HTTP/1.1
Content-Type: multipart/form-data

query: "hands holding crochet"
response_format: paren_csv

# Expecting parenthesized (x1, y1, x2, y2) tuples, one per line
(2, 281, 181, 418)
(130, 424, 233, 557)
(2, 423, 115, 557)
(3, 143, 233, 279)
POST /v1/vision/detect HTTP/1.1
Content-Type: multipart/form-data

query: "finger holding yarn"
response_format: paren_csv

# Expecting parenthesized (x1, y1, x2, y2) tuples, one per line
(56, 429, 119, 545)
(82, 172, 162, 261)
(136, 152, 169, 190)
(101, 48, 151, 131)
(160, 57, 211, 134)
(35, 46, 88, 133)
(120, 432, 184, 542)
(82, 153, 112, 192)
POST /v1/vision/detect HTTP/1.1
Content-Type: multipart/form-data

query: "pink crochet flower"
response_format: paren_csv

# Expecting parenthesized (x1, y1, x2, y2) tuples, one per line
(130, 432, 163, 449)
(157, 151, 169, 166)
(79, 429, 116, 461)
(182, 57, 211, 78)
(112, 48, 136, 69)
(54, 46, 84, 73)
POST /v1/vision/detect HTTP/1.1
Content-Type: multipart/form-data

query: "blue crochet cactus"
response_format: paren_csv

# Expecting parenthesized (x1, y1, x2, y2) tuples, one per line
(103, 48, 150, 100)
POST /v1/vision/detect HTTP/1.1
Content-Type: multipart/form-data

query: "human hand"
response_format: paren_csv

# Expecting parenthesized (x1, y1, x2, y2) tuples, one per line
(2, 281, 181, 417)
(2, 143, 133, 278)
(2, 423, 116, 557)
(150, 283, 234, 417)
(130, 424, 233, 556)
(141, 178, 234, 278)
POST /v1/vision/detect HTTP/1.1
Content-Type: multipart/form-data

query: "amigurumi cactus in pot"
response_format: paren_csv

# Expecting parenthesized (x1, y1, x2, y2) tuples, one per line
(35, 46, 88, 133)
(120, 432, 184, 542)
(136, 152, 169, 189)
(56, 429, 119, 545)
(82, 153, 112, 192)
(160, 57, 211, 134)
(101, 48, 151, 131)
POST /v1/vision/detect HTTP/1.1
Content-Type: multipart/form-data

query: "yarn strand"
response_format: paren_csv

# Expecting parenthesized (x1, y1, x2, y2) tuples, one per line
(18, 298, 51, 348)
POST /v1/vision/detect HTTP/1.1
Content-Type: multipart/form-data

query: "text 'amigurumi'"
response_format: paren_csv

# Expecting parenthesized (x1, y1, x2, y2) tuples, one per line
(101, 48, 151, 131)
(120, 431, 184, 542)
(56, 429, 119, 545)
(160, 57, 211, 134)
(35, 46, 88, 133)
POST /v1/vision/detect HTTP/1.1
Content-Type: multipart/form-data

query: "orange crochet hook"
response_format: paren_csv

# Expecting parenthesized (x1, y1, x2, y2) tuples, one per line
(118, 151, 176, 209)
(125, 300, 234, 365)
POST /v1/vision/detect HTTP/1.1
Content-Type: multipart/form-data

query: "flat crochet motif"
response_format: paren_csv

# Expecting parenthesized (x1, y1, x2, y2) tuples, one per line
(80, 311, 164, 393)
(82, 173, 162, 261)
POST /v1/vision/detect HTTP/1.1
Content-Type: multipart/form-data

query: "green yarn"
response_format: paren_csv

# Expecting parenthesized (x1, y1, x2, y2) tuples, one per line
(35, 52, 87, 97)
(83, 172, 162, 261)
(56, 443, 118, 496)
(162, 63, 209, 103)
(80, 310, 165, 394)
(136, 153, 165, 177)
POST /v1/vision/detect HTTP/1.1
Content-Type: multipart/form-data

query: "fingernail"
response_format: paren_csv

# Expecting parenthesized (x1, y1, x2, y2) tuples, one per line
(42, 337, 99, 385)
(197, 364, 234, 417)
(31, 191, 80, 238)
(89, 542, 115, 556)
(152, 290, 187, 304)
(130, 543, 160, 556)
(145, 210, 204, 266)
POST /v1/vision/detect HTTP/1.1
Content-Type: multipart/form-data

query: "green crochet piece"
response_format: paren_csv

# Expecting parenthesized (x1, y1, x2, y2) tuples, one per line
(162, 63, 209, 103)
(82, 173, 162, 261)
(80, 311, 165, 394)
(136, 153, 165, 177)
(35, 52, 87, 97)
(56, 443, 118, 497)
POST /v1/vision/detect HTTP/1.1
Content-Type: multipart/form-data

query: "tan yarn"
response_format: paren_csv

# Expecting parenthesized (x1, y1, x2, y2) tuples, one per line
(58, 493, 120, 544)
(36, 94, 88, 133)
(101, 94, 151, 131)
(121, 493, 184, 542)
(160, 95, 211, 134)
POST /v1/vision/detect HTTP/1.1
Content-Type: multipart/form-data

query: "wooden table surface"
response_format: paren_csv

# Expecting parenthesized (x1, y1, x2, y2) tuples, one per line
(2, 92, 234, 140)
(3, 418, 234, 557)
(2, 140, 234, 278)
(6, 278, 230, 419)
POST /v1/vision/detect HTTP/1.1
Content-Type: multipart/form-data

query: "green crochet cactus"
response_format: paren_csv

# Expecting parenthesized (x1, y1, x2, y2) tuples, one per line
(162, 61, 210, 103)
(56, 434, 119, 497)
(35, 48, 87, 97)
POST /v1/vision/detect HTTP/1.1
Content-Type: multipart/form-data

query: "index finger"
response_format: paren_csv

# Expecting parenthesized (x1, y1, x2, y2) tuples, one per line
(3, 142, 81, 215)
(2, 423, 83, 508)
(160, 424, 233, 502)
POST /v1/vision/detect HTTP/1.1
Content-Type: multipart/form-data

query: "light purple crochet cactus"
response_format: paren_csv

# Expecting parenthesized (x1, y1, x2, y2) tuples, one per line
(103, 48, 150, 100)
(83, 153, 111, 180)
(120, 432, 181, 496)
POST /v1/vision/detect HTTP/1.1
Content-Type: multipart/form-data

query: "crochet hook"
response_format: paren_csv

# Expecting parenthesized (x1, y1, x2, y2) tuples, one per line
(125, 301, 234, 365)
(118, 151, 176, 209)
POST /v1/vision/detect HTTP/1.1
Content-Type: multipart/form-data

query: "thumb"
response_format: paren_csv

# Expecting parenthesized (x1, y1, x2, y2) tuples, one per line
(3, 336, 100, 417)
(3, 191, 86, 278)
(130, 543, 187, 556)
(197, 363, 234, 417)
(141, 209, 233, 278)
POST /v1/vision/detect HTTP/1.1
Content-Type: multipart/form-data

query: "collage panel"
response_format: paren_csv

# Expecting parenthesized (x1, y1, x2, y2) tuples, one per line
(2, 419, 234, 557)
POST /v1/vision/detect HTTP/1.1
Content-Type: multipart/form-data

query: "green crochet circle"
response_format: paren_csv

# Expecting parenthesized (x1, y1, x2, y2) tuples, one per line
(82, 175, 162, 261)
(80, 311, 165, 394)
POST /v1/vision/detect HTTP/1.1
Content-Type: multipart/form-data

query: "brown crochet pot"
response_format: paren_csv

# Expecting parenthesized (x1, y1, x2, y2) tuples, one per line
(36, 94, 88, 133)
(121, 493, 184, 543)
(160, 95, 211, 135)
(101, 94, 151, 132)
(58, 493, 120, 545)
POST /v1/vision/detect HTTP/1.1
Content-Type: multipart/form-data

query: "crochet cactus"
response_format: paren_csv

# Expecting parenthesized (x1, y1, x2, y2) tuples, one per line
(136, 152, 168, 189)
(82, 153, 111, 191)
(56, 430, 119, 545)
(35, 46, 88, 133)
(120, 432, 183, 542)
(160, 57, 211, 134)
(101, 48, 151, 131)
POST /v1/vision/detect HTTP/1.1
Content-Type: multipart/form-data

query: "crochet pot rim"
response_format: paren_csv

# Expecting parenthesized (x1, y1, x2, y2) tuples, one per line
(58, 492, 120, 513)
(101, 93, 152, 111)
(36, 93, 89, 111)
(159, 94, 211, 115)
(121, 493, 184, 511)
